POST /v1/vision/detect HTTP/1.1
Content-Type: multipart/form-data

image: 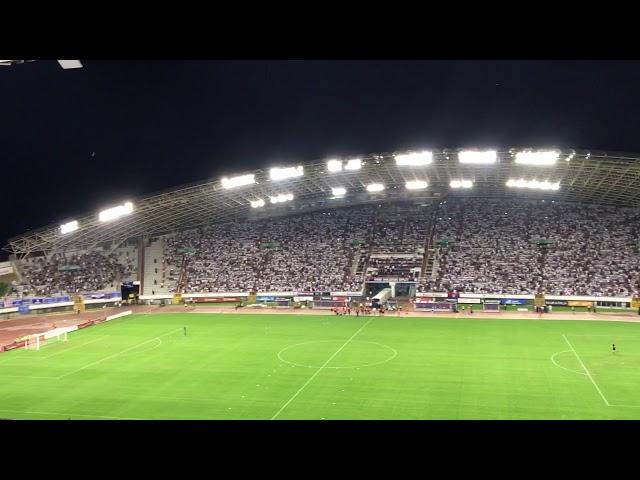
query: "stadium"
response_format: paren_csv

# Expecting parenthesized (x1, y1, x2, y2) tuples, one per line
(1, 147, 640, 419)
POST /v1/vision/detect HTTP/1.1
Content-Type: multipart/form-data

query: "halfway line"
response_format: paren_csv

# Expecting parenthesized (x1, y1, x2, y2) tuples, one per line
(562, 333, 610, 406)
(271, 317, 374, 420)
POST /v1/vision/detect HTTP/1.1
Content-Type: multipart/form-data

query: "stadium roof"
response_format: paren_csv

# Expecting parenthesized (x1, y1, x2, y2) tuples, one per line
(6, 148, 640, 257)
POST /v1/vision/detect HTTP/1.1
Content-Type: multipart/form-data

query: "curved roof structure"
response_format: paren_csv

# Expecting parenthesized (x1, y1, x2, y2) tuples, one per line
(7, 148, 640, 257)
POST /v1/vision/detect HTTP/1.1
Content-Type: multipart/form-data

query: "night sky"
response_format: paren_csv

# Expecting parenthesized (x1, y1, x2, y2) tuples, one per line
(3, 60, 640, 257)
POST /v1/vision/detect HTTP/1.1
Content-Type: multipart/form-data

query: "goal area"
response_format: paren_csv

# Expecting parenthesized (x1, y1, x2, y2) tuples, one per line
(24, 327, 73, 351)
(483, 301, 501, 312)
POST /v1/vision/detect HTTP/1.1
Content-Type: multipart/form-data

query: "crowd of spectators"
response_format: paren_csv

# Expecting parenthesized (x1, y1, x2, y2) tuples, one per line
(13, 198, 640, 298)
(418, 198, 640, 296)
(163, 206, 376, 293)
(16, 248, 137, 296)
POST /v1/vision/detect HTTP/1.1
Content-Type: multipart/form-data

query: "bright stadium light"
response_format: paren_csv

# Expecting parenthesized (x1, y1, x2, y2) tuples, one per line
(250, 199, 265, 208)
(98, 201, 134, 222)
(270, 165, 304, 181)
(450, 179, 473, 189)
(332, 187, 347, 196)
(366, 183, 385, 192)
(344, 158, 362, 170)
(327, 159, 343, 172)
(59, 220, 78, 234)
(405, 180, 428, 190)
(395, 151, 433, 166)
(269, 193, 294, 204)
(506, 178, 560, 190)
(221, 174, 256, 189)
(458, 150, 497, 164)
(514, 150, 559, 166)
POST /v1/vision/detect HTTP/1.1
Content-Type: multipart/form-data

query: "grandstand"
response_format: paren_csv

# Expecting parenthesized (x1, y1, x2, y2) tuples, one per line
(4, 148, 640, 304)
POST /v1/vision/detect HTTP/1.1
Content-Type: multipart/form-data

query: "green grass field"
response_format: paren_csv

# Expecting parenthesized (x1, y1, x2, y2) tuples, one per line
(1, 312, 640, 419)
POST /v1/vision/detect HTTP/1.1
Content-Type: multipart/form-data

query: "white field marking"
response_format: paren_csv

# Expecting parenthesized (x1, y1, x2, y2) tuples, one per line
(0, 336, 107, 366)
(118, 337, 162, 357)
(562, 334, 610, 406)
(0, 408, 141, 420)
(57, 327, 181, 379)
(563, 334, 640, 338)
(0, 375, 59, 380)
(271, 317, 374, 420)
(42, 336, 108, 359)
(277, 340, 397, 369)
(550, 350, 587, 376)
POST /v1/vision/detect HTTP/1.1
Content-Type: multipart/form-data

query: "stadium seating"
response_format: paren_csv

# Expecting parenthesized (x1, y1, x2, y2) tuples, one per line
(12, 198, 640, 297)
(419, 198, 640, 296)
(15, 247, 137, 297)
(162, 206, 376, 293)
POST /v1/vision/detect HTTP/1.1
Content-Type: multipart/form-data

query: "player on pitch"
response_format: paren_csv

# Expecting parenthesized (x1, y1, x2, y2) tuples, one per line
(184, 326, 187, 336)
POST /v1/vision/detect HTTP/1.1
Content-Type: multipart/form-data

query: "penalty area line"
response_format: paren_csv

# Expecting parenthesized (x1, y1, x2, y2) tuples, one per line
(57, 327, 182, 379)
(562, 334, 610, 406)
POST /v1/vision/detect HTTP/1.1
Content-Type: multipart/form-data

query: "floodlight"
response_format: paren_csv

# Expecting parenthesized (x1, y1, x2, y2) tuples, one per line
(506, 179, 560, 190)
(395, 151, 433, 166)
(98, 201, 134, 222)
(221, 174, 255, 189)
(327, 159, 343, 172)
(514, 150, 559, 166)
(250, 199, 265, 208)
(57, 60, 83, 69)
(405, 180, 428, 190)
(60, 220, 78, 234)
(269, 193, 294, 204)
(345, 158, 362, 170)
(332, 187, 347, 196)
(458, 150, 497, 164)
(366, 183, 385, 192)
(450, 180, 473, 189)
(270, 166, 304, 181)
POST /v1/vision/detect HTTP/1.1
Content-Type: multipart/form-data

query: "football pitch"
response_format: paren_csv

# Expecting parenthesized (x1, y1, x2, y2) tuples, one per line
(1, 312, 640, 419)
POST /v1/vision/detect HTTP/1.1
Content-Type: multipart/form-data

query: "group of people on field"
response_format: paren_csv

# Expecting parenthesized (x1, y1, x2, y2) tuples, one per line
(331, 305, 387, 317)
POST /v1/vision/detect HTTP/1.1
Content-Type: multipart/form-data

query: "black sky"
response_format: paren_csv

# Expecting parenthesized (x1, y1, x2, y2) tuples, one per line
(2, 60, 640, 255)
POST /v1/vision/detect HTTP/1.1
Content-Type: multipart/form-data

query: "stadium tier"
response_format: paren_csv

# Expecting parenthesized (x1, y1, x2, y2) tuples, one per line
(5, 197, 640, 299)
(4, 149, 640, 300)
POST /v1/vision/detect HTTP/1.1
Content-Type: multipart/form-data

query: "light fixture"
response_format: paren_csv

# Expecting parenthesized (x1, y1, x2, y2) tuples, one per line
(506, 179, 560, 191)
(60, 220, 78, 234)
(514, 150, 559, 166)
(405, 180, 428, 190)
(458, 150, 497, 164)
(450, 180, 473, 189)
(99, 202, 134, 222)
(395, 151, 433, 166)
(221, 174, 256, 189)
(270, 166, 304, 181)
(366, 183, 385, 192)
(327, 159, 343, 172)
(345, 158, 362, 170)
(269, 193, 294, 204)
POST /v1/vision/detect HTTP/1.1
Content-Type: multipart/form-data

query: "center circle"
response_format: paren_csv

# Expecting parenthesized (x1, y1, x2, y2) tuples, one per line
(277, 340, 397, 369)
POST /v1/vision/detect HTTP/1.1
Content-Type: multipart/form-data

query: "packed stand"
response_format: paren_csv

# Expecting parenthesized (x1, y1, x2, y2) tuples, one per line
(17, 249, 137, 296)
(162, 205, 377, 293)
(418, 198, 640, 296)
